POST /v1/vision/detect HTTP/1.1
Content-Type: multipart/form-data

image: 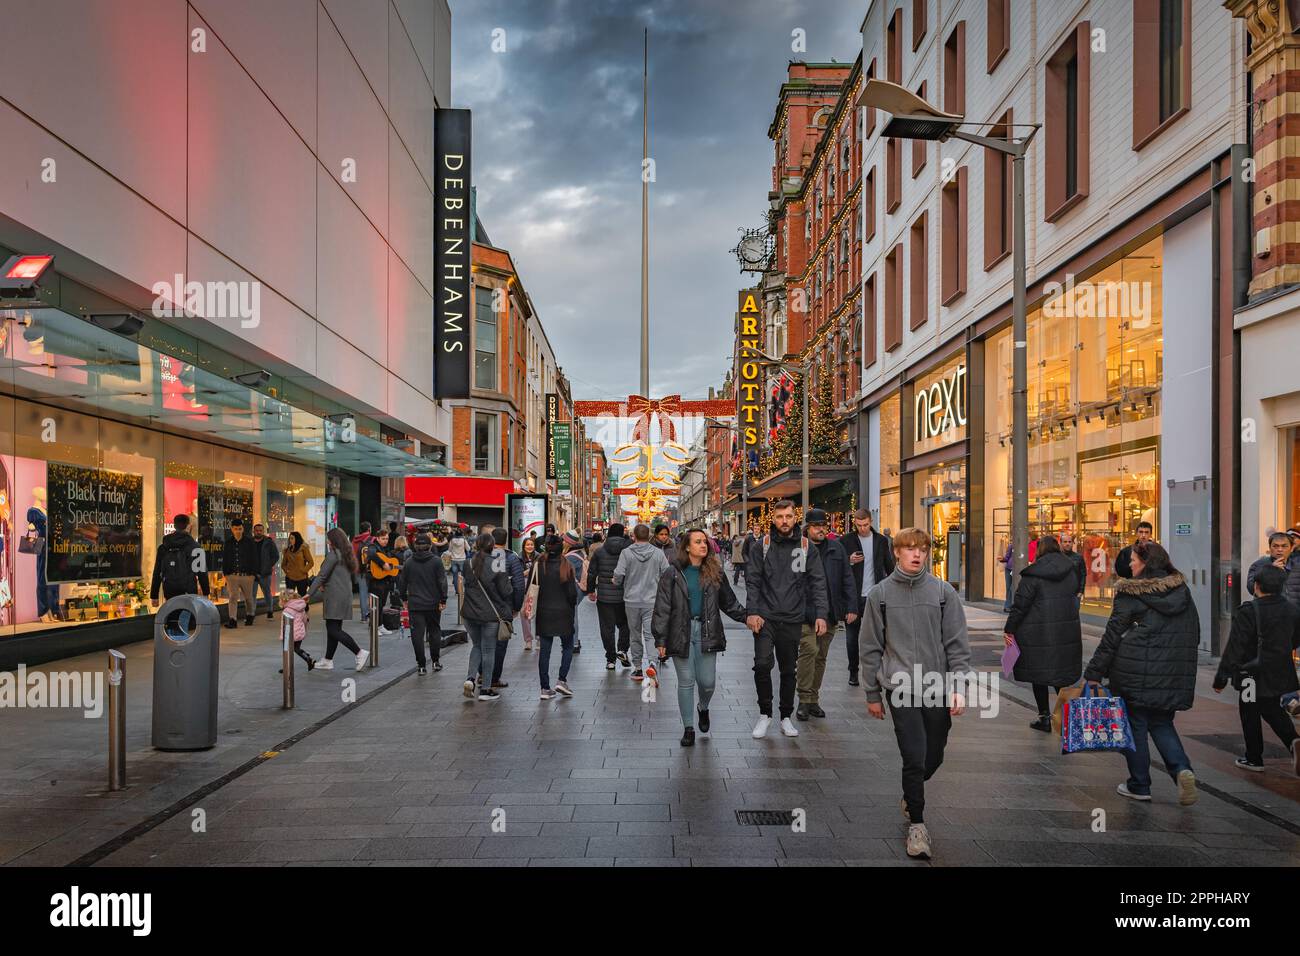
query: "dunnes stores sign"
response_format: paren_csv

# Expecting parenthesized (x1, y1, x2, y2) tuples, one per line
(434, 109, 472, 398)
(546, 393, 560, 481)
(736, 290, 763, 450)
(914, 363, 967, 444)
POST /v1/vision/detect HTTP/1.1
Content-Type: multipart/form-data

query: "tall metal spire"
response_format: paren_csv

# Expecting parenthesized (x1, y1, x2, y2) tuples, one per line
(640, 27, 649, 399)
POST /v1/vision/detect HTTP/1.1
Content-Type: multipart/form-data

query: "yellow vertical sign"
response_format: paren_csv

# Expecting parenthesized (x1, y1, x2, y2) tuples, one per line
(736, 290, 763, 451)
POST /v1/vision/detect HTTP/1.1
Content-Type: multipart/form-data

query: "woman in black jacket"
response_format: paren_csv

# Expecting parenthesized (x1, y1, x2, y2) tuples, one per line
(395, 533, 448, 675)
(460, 532, 513, 702)
(535, 535, 579, 700)
(1003, 536, 1083, 733)
(1085, 542, 1200, 805)
(1212, 565, 1300, 774)
(652, 528, 748, 747)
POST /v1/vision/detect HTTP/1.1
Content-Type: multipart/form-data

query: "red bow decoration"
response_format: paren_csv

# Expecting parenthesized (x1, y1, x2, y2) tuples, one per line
(627, 394, 681, 443)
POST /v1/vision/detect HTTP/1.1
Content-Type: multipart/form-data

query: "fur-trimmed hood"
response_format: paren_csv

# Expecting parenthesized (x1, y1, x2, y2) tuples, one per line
(1115, 572, 1191, 616)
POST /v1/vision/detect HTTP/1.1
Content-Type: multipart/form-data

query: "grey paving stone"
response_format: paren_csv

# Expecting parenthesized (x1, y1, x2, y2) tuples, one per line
(586, 836, 675, 858)
(473, 836, 590, 859)
(247, 839, 367, 862)
(572, 803, 671, 822)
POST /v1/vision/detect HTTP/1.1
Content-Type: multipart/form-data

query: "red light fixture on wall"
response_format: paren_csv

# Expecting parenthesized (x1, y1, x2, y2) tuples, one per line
(0, 254, 55, 297)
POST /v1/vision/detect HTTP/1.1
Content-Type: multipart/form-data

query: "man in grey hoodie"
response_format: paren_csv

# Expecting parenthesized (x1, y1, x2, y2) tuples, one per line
(862, 527, 973, 862)
(614, 523, 671, 680)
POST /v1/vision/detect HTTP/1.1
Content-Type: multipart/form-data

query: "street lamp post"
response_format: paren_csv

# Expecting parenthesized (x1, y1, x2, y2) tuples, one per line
(856, 79, 1039, 592)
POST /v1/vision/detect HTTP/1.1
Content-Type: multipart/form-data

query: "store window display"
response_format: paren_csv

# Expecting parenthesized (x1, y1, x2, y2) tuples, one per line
(983, 235, 1164, 615)
(878, 395, 901, 535)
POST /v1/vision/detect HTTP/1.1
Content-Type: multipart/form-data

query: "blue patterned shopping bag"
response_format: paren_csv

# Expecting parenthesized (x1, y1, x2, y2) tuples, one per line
(1062, 684, 1136, 754)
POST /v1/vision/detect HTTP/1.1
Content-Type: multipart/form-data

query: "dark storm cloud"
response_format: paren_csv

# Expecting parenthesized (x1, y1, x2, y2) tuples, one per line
(451, 0, 862, 410)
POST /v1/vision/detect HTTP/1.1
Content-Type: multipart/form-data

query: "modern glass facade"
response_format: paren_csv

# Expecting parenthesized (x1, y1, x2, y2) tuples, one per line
(878, 394, 901, 535)
(0, 303, 438, 641)
(867, 235, 1164, 615)
(982, 235, 1164, 615)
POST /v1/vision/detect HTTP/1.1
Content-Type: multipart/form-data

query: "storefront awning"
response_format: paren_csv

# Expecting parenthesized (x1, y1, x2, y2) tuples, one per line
(0, 307, 453, 478)
(721, 464, 857, 509)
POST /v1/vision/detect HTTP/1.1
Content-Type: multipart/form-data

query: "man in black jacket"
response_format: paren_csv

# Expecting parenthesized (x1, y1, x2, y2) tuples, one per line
(842, 509, 895, 686)
(588, 523, 633, 669)
(1060, 532, 1087, 605)
(1213, 566, 1300, 775)
(221, 518, 259, 628)
(150, 514, 210, 605)
(396, 533, 448, 675)
(251, 522, 280, 619)
(1115, 521, 1154, 579)
(744, 500, 828, 738)
(796, 509, 857, 720)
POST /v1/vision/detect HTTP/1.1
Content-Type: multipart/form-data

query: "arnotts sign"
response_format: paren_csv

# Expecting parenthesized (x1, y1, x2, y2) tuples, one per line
(434, 108, 472, 398)
(736, 289, 763, 450)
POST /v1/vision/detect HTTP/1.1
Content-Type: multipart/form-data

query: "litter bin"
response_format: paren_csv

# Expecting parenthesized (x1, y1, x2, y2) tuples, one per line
(152, 595, 222, 751)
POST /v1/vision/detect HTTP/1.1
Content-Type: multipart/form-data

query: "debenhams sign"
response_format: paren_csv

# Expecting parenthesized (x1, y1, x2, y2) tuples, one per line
(914, 363, 967, 444)
(434, 109, 472, 398)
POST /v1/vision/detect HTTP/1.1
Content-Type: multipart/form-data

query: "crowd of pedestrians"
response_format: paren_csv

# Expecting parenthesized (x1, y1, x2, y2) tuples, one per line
(160, 502, 1300, 864)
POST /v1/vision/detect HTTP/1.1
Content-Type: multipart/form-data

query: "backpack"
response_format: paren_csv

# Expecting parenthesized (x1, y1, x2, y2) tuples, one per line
(760, 534, 809, 562)
(160, 539, 194, 595)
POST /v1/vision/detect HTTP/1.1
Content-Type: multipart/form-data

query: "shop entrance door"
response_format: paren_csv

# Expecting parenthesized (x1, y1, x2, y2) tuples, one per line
(922, 493, 964, 591)
(1167, 477, 1213, 653)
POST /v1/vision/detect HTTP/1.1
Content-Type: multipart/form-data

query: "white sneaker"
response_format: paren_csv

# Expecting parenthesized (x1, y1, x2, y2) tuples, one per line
(751, 715, 771, 739)
(554, 681, 573, 697)
(906, 823, 931, 859)
(780, 717, 799, 737)
(316, 658, 334, 670)
(355, 649, 369, 670)
(463, 679, 476, 699)
(539, 689, 556, 700)
(378, 626, 393, 636)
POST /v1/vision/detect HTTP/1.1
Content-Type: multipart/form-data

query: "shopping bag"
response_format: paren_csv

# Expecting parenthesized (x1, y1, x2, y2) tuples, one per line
(1062, 684, 1136, 754)
(1000, 638, 1020, 677)
(1051, 684, 1084, 738)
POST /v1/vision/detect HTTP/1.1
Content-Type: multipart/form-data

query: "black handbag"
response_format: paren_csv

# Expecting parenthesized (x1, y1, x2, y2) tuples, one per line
(18, 534, 43, 555)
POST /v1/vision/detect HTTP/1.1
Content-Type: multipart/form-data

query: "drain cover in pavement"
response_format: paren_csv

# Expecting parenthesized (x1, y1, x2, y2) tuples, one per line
(736, 810, 795, 826)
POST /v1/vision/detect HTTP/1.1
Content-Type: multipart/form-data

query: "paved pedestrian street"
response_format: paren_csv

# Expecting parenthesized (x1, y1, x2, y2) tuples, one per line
(9, 594, 1293, 869)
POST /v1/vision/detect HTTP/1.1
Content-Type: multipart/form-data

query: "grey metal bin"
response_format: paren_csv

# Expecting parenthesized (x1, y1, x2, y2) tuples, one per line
(151, 595, 222, 751)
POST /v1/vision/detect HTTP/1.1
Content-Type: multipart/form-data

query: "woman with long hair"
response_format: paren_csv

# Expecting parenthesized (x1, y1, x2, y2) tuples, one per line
(280, 531, 314, 596)
(460, 531, 513, 702)
(1085, 541, 1201, 805)
(520, 535, 539, 651)
(535, 534, 578, 699)
(652, 528, 748, 747)
(306, 526, 367, 670)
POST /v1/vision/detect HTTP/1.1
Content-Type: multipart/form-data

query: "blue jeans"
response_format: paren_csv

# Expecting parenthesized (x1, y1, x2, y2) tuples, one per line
(671, 621, 718, 729)
(357, 574, 370, 620)
(1001, 566, 1013, 612)
(466, 621, 498, 686)
(538, 634, 574, 689)
(254, 573, 275, 612)
(1123, 705, 1192, 795)
(448, 560, 465, 595)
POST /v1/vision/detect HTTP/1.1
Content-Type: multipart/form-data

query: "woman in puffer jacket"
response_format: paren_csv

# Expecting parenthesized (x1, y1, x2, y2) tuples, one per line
(651, 528, 747, 748)
(1085, 542, 1201, 806)
(1003, 536, 1083, 733)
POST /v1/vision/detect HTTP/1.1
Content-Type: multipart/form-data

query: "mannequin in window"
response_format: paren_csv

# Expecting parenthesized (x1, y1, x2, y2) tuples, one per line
(28, 486, 59, 623)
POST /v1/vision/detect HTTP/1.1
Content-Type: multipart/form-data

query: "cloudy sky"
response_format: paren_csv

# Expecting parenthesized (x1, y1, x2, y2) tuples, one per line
(450, 1, 860, 492)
